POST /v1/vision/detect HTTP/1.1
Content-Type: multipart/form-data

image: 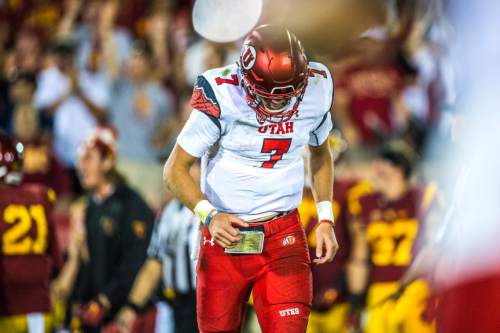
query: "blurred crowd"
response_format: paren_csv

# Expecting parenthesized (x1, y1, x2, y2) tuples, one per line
(0, 0, 461, 332)
(0, 0, 243, 209)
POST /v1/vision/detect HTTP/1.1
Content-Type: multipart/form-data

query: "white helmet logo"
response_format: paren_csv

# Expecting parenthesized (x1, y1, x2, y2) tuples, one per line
(241, 45, 257, 70)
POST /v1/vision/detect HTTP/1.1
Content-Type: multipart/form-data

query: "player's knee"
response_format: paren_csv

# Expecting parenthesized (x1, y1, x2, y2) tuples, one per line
(197, 300, 242, 331)
(198, 316, 242, 333)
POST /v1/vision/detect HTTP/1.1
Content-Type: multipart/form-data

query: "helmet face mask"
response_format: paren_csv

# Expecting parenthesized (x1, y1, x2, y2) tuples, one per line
(239, 25, 309, 124)
(260, 97, 290, 113)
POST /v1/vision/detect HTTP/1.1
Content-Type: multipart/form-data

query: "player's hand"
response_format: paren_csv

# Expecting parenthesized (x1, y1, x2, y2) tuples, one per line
(208, 212, 249, 248)
(313, 222, 339, 264)
(116, 306, 137, 333)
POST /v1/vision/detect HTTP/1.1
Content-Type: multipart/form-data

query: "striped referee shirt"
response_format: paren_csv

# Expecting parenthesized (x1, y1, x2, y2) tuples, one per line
(147, 199, 198, 294)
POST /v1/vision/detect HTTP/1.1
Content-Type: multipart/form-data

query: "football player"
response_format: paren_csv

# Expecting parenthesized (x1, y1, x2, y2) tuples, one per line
(0, 130, 63, 332)
(164, 25, 338, 332)
(347, 141, 436, 333)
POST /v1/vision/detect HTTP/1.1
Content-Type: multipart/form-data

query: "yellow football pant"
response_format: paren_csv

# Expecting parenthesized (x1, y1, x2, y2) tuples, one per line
(307, 303, 350, 333)
(0, 313, 53, 333)
(365, 280, 435, 333)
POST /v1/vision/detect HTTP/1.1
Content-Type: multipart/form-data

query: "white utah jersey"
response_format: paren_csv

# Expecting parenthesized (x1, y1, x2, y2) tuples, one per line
(177, 62, 333, 219)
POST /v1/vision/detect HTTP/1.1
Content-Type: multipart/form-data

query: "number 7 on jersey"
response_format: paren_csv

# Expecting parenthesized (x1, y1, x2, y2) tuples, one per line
(261, 138, 292, 168)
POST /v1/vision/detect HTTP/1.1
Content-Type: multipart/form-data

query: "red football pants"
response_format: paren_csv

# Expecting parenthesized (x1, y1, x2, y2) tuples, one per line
(197, 210, 312, 333)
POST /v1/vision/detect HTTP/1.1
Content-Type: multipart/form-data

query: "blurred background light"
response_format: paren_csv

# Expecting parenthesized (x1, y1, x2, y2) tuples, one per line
(192, 0, 263, 42)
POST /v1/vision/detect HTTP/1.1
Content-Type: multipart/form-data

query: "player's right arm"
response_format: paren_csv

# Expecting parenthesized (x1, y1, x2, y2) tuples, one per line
(163, 75, 248, 248)
(345, 184, 371, 298)
(164, 144, 206, 210)
(345, 181, 374, 296)
(345, 215, 369, 323)
(346, 216, 369, 295)
(164, 144, 248, 248)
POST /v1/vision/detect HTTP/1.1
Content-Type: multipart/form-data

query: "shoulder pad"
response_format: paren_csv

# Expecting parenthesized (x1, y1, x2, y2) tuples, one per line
(190, 64, 241, 119)
(190, 75, 221, 119)
(308, 61, 334, 112)
(346, 180, 374, 216)
(21, 183, 53, 202)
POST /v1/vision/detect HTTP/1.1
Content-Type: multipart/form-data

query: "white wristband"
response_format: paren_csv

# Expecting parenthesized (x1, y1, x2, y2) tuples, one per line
(194, 200, 216, 223)
(316, 201, 334, 224)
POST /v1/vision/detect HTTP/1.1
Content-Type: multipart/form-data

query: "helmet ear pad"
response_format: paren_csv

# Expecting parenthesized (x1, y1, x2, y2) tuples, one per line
(239, 25, 309, 123)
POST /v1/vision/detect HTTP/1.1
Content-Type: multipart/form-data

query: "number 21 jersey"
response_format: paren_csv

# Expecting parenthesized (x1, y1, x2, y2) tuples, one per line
(0, 183, 62, 315)
(177, 62, 333, 219)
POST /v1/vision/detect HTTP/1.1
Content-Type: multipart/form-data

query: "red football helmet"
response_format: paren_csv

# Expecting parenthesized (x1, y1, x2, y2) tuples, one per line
(239, 25, 309, 123)
(0, 130, 24, 186)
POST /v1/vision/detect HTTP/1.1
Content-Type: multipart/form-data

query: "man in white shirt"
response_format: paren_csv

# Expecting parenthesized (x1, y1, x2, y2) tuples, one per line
(34, 40, 110, 168)
(164, 25, 338, 333)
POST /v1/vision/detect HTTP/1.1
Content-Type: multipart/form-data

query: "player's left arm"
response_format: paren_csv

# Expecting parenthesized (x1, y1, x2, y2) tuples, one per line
(308, 138, 339, 264)
(308, 63, 337, 264)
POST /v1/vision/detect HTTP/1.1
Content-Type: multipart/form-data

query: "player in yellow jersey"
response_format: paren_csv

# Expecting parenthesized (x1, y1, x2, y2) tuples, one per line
(347, 141, 437, 333)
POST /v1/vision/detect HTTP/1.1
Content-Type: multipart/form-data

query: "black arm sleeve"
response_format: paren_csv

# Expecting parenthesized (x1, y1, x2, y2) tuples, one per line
(101, 192, 155, 311)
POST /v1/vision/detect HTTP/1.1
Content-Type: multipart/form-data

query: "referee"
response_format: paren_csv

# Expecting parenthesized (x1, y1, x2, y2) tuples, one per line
(116, 190, 199, 333)
(71, 128, 155, 333)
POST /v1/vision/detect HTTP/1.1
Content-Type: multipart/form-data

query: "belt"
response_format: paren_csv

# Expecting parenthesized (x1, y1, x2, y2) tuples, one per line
(240, 209, 299, 236)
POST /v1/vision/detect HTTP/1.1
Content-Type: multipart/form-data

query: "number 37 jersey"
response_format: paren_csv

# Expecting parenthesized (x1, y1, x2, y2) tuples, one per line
(177, 62, 334, 219)
(348, 184, 437, 283)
